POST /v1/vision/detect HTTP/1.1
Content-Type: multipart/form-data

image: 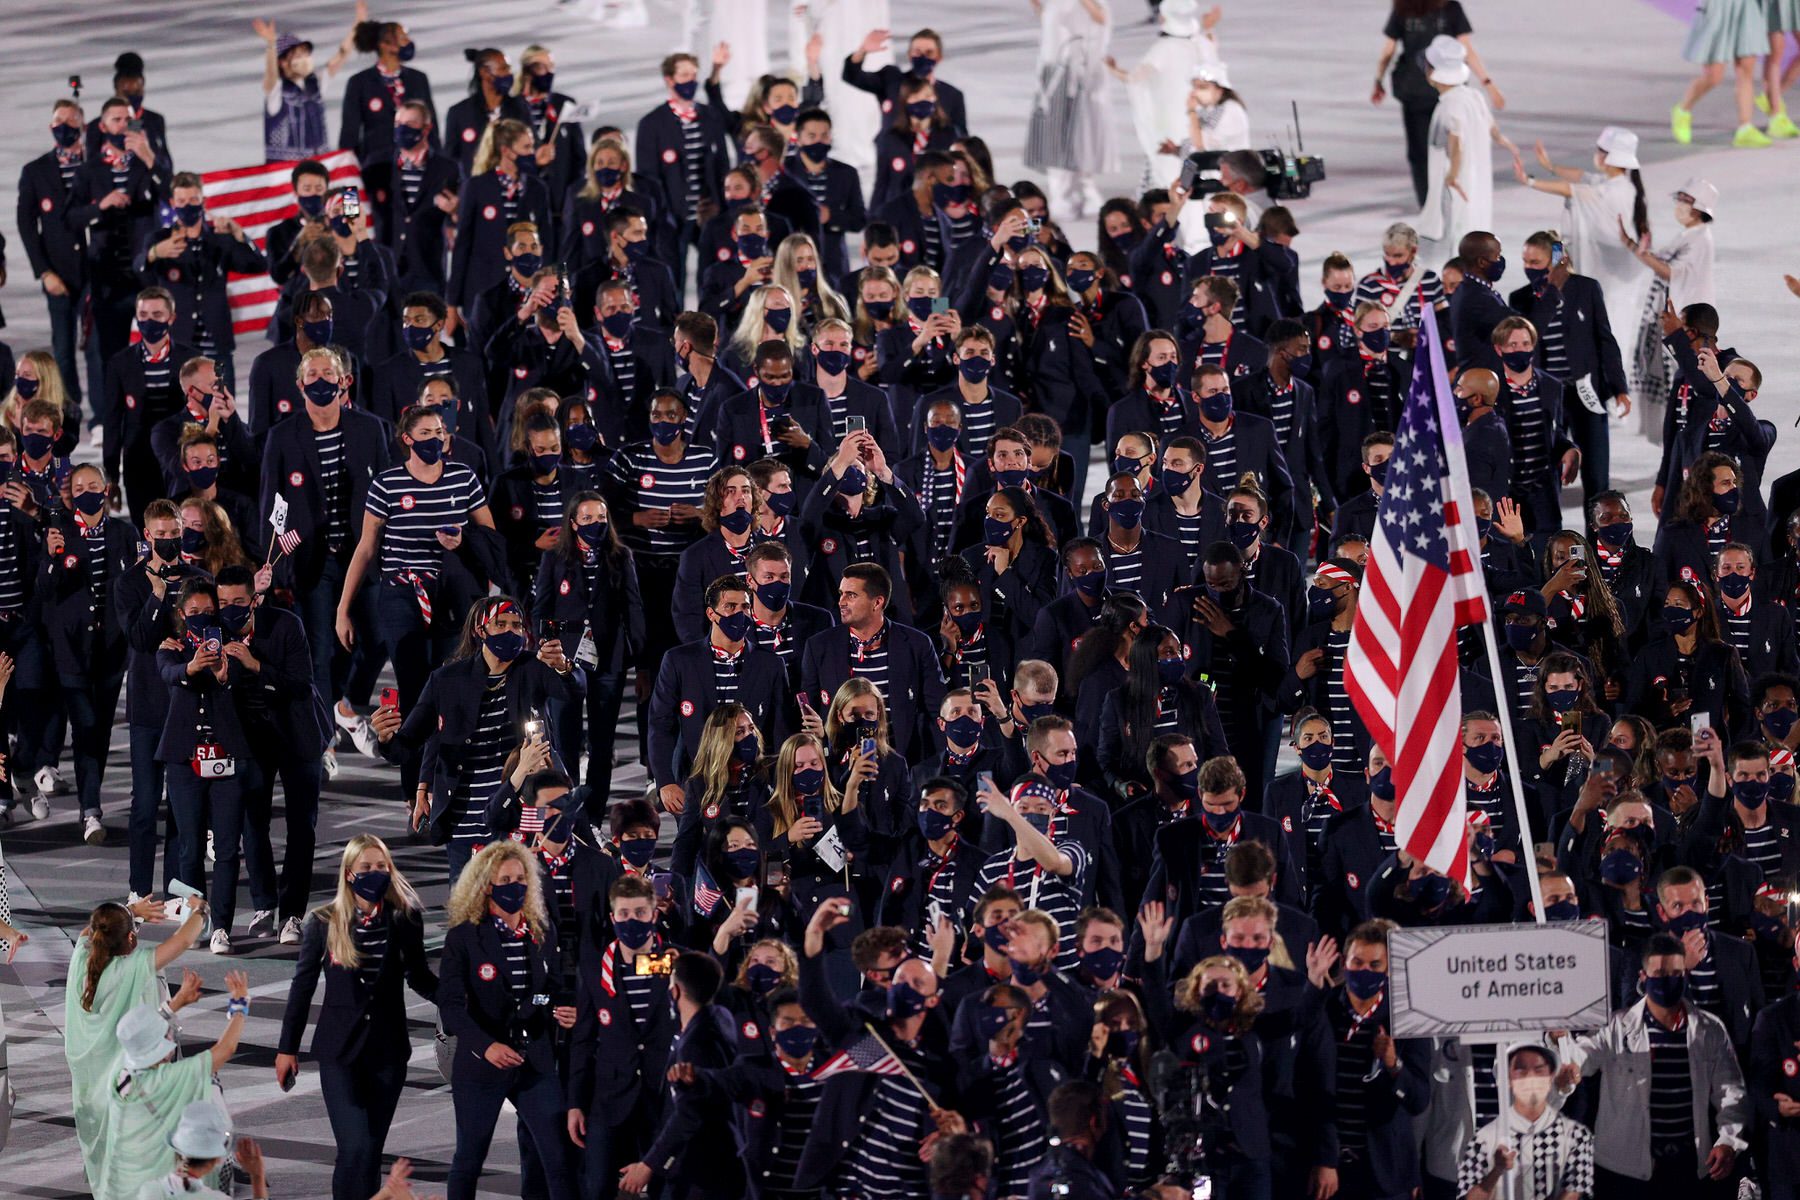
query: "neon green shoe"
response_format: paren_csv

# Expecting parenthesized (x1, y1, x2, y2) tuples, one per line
(1671, 105, 1693, 144)
(1734, 122, 1774, 147)
(1770, 109, 1800, 139)
(1758, 92, 1773, 115)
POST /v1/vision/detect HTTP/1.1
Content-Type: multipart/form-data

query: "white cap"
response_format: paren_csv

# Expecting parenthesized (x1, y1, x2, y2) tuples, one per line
(116, 1003, 176, 1070)
(1425, 35, 1470, 86)
(1597, 126, 1640, 169)
(1675, 177, 1719, 217)
(1160, 0, 1200, 37)
(1193, 61, 1233, 89)
(169, 1099, 234, 1160)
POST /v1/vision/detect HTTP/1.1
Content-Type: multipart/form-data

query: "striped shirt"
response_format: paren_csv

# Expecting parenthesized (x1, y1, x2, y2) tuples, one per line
(1325, 629, 1358, 772)
(1117, 1081, 1155, 1185)
(398, 156, 427, 210)
(1743, 821, 1783, 881)
(0, 509, 24, 614)
(606, 441, 718, 557)
(494, 918, 534, 1001)
(749, 612, 798, 672)
(846, 624, 892, 701)
(55, 147, 84, 193)
(1302, 778, 1344, 893)
(1331, 997, 1382, 1152)
(676, 107, 705, 219)
(946, 209, 980, 248)
(452, 677, 513, 843)
(841, 1073, 933, 1200)
(604, 339, 637, 403)
(990, 1058, 1049, 1194)
(622, 951, 664, 1026)
(766, 1068, 825, 1194)
(975, 840, 1091, 967)
(81, 521, 111, 613)
(822, 390, 850, 443)
(1687, 942, 1722, 1015)
(959, 397, 1000, 462)
(1153, 395, 1187, 440)
(711, 646, 744, 703)
(366, 462, 486, 577)
(141, 343, 174, 397)
(1171, 511, 1204, 574)
(920, 462, 960, 561)
(1504, 375, 1550, 484)
(909, 838, 972, 955)
(1724, 602, 1754, 661)
(1648, 1013, 1695, 1155)
(1353, 266, 1445, 332)
(1536, 294, 1570, 377)
(1103, 539, 1146, 594)
(532, 479, 563, 527)
(1266, 383, 1298, 443)
(352, 909, 388, 991)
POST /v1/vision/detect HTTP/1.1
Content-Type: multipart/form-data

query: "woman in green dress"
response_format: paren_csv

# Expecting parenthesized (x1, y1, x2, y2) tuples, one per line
(65, 897, 209, 1192)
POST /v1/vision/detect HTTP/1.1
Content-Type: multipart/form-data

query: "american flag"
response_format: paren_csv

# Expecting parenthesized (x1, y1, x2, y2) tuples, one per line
(692, 862, 723, 917)
(274, 529, 302, 557)
(1343, 314, 1489, 885)
(199, 150, 363, 337)
(809, 1031, 906, 1081)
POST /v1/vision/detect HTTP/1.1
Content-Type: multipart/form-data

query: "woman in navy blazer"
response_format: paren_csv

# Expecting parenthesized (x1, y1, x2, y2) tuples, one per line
(275, 834, 437, 1200)
(533, 491, 642, 802)
(438, 840, 578, 1200)
(339, 20, 436, 163)
(156, 579, 257, 951)
(447, 119, 556, 319)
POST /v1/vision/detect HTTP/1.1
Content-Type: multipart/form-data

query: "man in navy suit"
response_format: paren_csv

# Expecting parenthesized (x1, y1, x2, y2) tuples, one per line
(17, 99, 98, 412)
(791, 108, 869, 288)
(841, 28, 970, 138)
(634, 53, 731, 294)
(648, 574, 790, 811)
(1449, 230, 1512, 374)
(800, 563, 947, 761)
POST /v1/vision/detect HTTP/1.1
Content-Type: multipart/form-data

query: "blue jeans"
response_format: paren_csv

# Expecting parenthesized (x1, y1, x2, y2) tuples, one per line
(375, 579, 455, 796)
(241, 747, 323, 919)
(298, 555, 380, 707)
(556, 670, 624, 799)
(61, 667, 125, 818)
(319, 1052, 407, 1200)
(166, 767, 247, 933)
(448, 1063, 575, 1200)
(43, 284, 95, 411)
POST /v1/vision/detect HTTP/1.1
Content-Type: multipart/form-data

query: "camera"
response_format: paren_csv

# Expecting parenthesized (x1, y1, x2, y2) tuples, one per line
(1180, 148, 1328, 203)
(1149, 1047, 1222, 1199)
(69, 74, 82, 97)
(634, 950, 677, 976)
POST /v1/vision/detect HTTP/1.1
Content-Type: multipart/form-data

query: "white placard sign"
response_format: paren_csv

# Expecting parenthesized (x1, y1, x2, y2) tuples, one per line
(1389, 920, 1612, 1039)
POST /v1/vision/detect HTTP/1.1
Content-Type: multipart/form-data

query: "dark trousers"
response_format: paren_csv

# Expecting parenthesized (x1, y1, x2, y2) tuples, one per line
(633, 557, 680, 760)
(579, 1107, 655, 1200)
(448, 1063, 576, 1200)
(319, 1052, 407, 1200)
(1595, 1152, 1731, 1199)
(1400, 97, 1438, 207)
(1511, 479, 1563, 539)
(61, 666, 125, 817)
(1565, 392, 1612, 502)
(375, 578, 455, 796)
(557, 668, 625, 799)
(128, 722, 179, 897)
(43, 283, 95, 410)
(1205, 1151, 1272, 1200)
(0, 615, 48, 806)
(241, 747, 324, 919)
(166, 766, 247, 932)
(297, 555, 380, 707)
(91, 276, 138, 407)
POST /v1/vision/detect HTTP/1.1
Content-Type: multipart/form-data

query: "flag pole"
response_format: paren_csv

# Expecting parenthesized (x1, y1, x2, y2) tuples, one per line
(1421, 318, 1545, 924)
(861, 1021, 939, 1107)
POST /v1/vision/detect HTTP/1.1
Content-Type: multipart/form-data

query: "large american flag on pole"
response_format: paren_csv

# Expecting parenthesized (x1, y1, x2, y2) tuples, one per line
(198, 150, 363, 338)
(1343, 313, 1489, 885)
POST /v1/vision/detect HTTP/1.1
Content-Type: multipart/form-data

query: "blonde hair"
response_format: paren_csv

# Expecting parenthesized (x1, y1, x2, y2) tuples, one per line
(900, 265, 942, 302)
(3, 349, 75, 433)
(823, 677, 895, 759)
(313, 834, 421, 970)
(730, 284, 805, 365)
(736, 938, 799, 989)
(472, 118, 532, 177)
(1219, 894, 1293, 971)
(852, 265, 902, 345)
(509, 392, 560, 456)
(773, 234, 850, 328)
(768, 732, 845, 837)
(447, 840, 550, 942)
(578, 135, 634, 202)
(1175, 955, 1265, 1030)
(294, 346, 342, 385)
(512, 44, 550, 97)
(692, 702, 758, 813)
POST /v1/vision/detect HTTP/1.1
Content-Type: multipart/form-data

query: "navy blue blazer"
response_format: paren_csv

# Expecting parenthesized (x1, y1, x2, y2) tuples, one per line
(633, 102, 731, 215)
(1021, 591, 1107, 682)
(278, 904, 437, 1064)
(438, 917, 562, 1082)
(338, 66, 438, 161)
(258, 407, 398, 590)
(133, 224, 267, 357)
(673, 531, 809, 645)
(447, 172, 556, 310)
(116, 558, 207, 727)
(1449, 276, 1510, 373)
(155, 644, 254, 763)
(907, 384, 1023, 462)
(647, 639, 791, 788)
(643, 1007, 745, 1190)
(800, 619, 946, 761)
(1750, 992, 1800, 1176)
(361, 147, 460, 291)
(43, 514, 141, 684)
(1104, 386, 1198, 451)
(568, 933, 682, 1124)
(1139, 811, 1302, 932)
(711, 382, 832, 480)
(16, 150, 90, 290)
(532, 546, 644, 675)
(796, 466, 925, 623)
(228, 605, 333, 757)
(840, 59, 969, 138)
(70, 155, 169, 283)
(1098, 528, 1189, 616)
(1126, 219, 1190, 330)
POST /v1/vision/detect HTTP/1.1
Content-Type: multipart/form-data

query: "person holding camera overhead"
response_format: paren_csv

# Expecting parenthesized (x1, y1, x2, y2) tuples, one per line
(372, 595, 581, 880)
(274, 834, 436, 1200)
(438, 840, 579, 1200)
(155, 578, 255, 954)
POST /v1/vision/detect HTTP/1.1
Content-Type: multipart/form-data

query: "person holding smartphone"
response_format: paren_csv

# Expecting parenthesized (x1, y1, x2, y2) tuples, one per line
(1624, 579, 1751, 740)
(763, 732, 870, 990)
(696, 818, 792, 963)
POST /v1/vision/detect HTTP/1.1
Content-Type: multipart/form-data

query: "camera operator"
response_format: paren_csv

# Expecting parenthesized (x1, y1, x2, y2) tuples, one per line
(1025, 1081, 1120, 1200)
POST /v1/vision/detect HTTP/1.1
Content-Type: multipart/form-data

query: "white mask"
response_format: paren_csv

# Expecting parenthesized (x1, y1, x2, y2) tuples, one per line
(1511, 1076, 1553, 1106)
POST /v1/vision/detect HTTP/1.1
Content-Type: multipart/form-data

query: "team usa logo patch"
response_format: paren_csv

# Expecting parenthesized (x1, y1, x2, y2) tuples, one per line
(462, 127, 477, 143)
(662, 149, 678, 164)
(1346, 390, 1362, 406)
(559, 580, 572, 596)
(399, 495, 416, 511)
(41, 198, 53, 213)
(289, 471, 304, 486)
(582, 221, 595, 237)
(1160, 271, 1173, 286)
(891, 157, 906, 173)
(1317, 336, 1331, 350)
(483, 206, 498, 221)
(510, 506, 524, 520)
(680, 700, 696, 717)
(732, 445, 747, 460)
(820, 538, 837, 554)
(64, 555, 79, 570)
(901, 240, 916, 255)
(1189, 1032, 1210, 1055)
(598, 1008, 613, 1026)
(477, 963, 497, 982)
(277, 400, 292, 414)
(1347, 872, 1361, 890)
(741, 1020, 759, 1041)
(369, 97, 384, 112)
(125, 394, 137, 410)
(1282, 816, 1294, 832)
(747, 1099, 766, 1118)
(1785, 1057, 1798, 1077)
(639, 473, 656, 489)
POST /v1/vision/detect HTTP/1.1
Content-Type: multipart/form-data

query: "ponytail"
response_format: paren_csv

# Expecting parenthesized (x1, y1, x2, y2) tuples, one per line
(1628, 169, 1650, 242)
(80, 902, 136, 1012)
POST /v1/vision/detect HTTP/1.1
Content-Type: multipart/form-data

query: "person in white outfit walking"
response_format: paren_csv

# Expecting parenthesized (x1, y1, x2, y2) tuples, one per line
(1024, 0, 1117, 222)
(1110, 0, 1221, 191)
(1416, 35, 1517, 260)
(791, 0, 893, 176)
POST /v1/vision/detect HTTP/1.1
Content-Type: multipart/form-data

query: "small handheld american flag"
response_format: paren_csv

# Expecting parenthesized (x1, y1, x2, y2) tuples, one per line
(692, 862, 723, 917)
(809, 1031, 906, 1080)
(275, 529, 302, 558)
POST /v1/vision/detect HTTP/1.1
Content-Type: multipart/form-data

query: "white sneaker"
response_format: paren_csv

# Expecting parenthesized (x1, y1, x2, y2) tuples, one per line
(27, 793, 49, 821)
(322, 746, 340, 780)
(35, 766, 67, 796)
(348, 716, 380, 759)
(88, 425, 104, 448)
(206, 830, 216, 867)
(246, 910, 276, 939)
(209, 930, 232, 955)
(279, 917, 303, 945)
(333, 702, 363, 734)
(82, 815, 104, 845)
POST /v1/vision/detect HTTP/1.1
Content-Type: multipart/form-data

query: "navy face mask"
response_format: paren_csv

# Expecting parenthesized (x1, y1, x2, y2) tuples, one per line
(927, 424, 962, 452)
(1595, 521, 1633, 547)
(1544, 899, 1581, 921)
(484, 630, 525, 662)
(774, 1024, 819, 1057)
(1599, 849, 1642, 885)
(1734, 779, 1770, 809)
(1546, 689, 1579, 713)
(958, 356, 993, 384)
(1713, 487, 1741, 515)
(1159, 466, 1195, 496)
(1157, 656, 1186, 687)
(918, 807, 956, 841)
(1298, 741, 1334, 771)
(1643, 973, 1686, 1007)
(1345, 968, 1386, 999)
(716, 610, 753, 643)
(1764, 707, 1799, 740)
(302, 377, 340, 407)
(350, 870, 390, 903)
(1042, 758, 1078, 791)
(1149, 360, 1181, 390)
(1105, 1029, 1141, 1059)
(1663, 909, 1708, 935)
(1202, 988, 1239, 1025)
(1108, 499, 1145, 529)
(887, 979, 929, 1018)
(615, 917, 655, 948)
(1464, 741, 1505, 775)
(747, 963, 783, 995)
(952, 609, 985, 639)
(1080, 947, 1125, 980)
(1662, 605, 1696, 632)
(1504, 622, 1540, 653)
(1368, 767, 1395, 801)
(1306, 585, 1339, 623)
(943, 714, 983, 746)
(619, 838, 656, 868)
(1224, 944, 1269, 974)
(490, 881, 527, 913)
(725, 848, 761, 880)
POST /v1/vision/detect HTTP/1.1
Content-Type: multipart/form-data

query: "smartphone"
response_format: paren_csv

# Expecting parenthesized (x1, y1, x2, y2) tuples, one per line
(930, 296, 950, 316)
(541, 618, 561, 645)
(127, 116, 144, 134)
(650, 874, 672, 902)
(343, 187, 362, 221)
(380, 687, 400, 709)
(1550, 241, 1565, 265)
(1667, 685, 1689, 706)
(976, 769, 996, 795)
(860, 736, 877, 758)
(763, 860, 787, 888)
(796, 692, 816, 716)
(970, 663, 990, 686)
(68, 74, 82, 93)
(1203, 211, 1234, 231)
(1691, 711, 1713, 739)
(735, 885, 760, 915)
(1559, 710, 1580, 732)
(203, 633, 222, 657)
(846, 414, 868, 435)
(1568, 543, 1586, 563)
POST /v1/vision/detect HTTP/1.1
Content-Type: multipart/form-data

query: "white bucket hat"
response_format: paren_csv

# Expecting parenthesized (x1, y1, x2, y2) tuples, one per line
(116, 1003, 176, 1071)
(1193, 61, 1233, 89)
(1675, 177, 1719, 217)
(169, 1099, 233, 1160)
(1425, 35, 1470, 87)
(1160, 0, 1201, 38)
(1597, 126, 1640, 169)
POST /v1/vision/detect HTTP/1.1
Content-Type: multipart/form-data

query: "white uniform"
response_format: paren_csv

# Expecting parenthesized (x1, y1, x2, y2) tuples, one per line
(791, 0, 892, 177)
(1417, 83, 1495, 251)
(1125, 31, 1221, 190)
(1562, 172, 1648, 345)
(689, 0, 771, 110)
(1024, 0, 1117, 218)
